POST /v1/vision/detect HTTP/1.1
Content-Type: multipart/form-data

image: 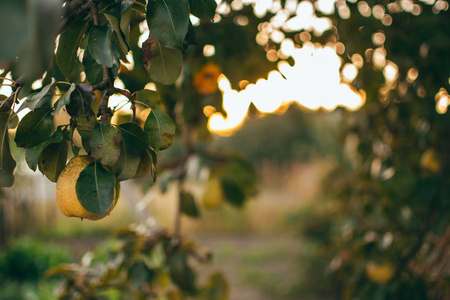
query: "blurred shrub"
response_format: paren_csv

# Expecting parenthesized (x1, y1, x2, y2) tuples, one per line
(0, 280, 56, 300)
(212, 107, 341, 165)
(0, 237, 70, 282)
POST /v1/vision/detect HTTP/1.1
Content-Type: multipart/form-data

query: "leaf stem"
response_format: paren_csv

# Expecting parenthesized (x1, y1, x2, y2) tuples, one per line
(174, 179, 183, 237)
(0, 79, 23, 113)
(0, 77, 17, 83)
(111, 88, 137, 122)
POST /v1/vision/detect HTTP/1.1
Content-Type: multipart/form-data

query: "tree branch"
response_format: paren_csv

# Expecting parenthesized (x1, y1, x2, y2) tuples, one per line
(98, 89, 112, 122)
(88, 1, 116, 122)
(89, 0, 100, 26)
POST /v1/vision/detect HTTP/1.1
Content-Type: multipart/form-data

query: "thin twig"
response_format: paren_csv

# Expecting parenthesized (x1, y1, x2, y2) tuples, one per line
(0, 80, 23, 112)
(111, 88, 137, 122)
(0, 77, 16, 83)
(174, 180, 183, 238)
(89, 0, 100, 26)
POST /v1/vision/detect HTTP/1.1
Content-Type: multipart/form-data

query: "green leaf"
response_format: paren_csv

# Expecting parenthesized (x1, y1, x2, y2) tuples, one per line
(120, 5, 132, 46)
(89, 122, 121, 166)
(218, 159, 257, 207)
(180, 192, 200, 218)
(134, 89, 165, 110)
(76, 117, 98, 153)
(88, 24, 119, 68)
(169, 251, 197, 294)
(38, 138, 69, 182)
(66, 84, 96, 118)
(128, 260, 156, 290)
(8, 115, 18, 129)
(146, 0, 190, 50)
(104, 13, 129, 55)
(144, 109, 175, 151)
(118, 122, 150, 151)
(112, 142, 141, 181)
(147, 41, 183, 85)
(203, 272, 229, 300)
(25, 126, 64, 171)
(76, 161, 116, 216)
(133, 150, 152, 179)
(0, 112, 16, 187)
(25, 78, 56, 110)
(56, 16, 89, 80)
(113, 123, 150, 181)
(82, 48, 103, 85)
(53, 83, 76, 115)
(14, 107, 54, 149)
(16, 93, 53, 116)
(189, 0, 217, 20)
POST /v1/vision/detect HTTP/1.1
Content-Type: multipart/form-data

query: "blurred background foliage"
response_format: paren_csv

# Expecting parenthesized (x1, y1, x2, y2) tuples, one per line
(1, 0, 449, 299)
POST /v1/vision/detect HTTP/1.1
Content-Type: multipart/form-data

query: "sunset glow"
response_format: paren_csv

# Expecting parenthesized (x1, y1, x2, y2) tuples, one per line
(208, 43, 366, 135)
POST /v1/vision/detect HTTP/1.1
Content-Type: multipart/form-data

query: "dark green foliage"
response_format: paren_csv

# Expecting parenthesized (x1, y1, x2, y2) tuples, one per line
(47, 227, 225, 299)
(0, 238, 69, 282)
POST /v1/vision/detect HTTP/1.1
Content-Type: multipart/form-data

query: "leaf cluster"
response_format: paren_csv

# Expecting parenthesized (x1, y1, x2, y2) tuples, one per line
(0, 0, 219, 217)
(47, 227, 229, 300)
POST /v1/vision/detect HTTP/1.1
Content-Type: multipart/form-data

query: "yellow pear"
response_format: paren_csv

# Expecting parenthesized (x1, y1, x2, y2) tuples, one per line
(202, 177, 224, 209)
(420, 148, 441, 173)
(365, 261, 394, 284)
(56, 156, 119, 220)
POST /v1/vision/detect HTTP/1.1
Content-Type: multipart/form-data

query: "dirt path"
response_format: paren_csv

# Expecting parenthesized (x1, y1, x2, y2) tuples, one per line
(193, 233, 305, 300)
